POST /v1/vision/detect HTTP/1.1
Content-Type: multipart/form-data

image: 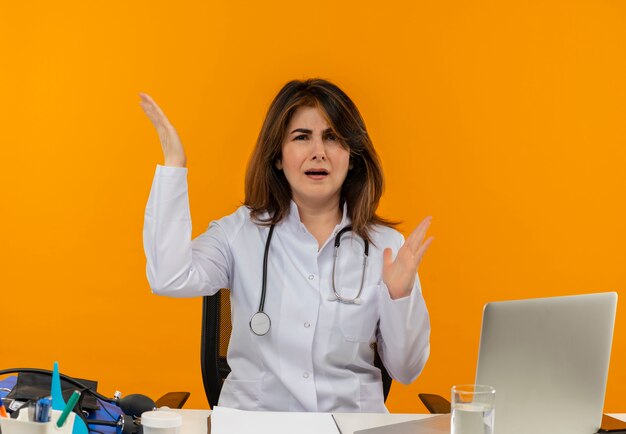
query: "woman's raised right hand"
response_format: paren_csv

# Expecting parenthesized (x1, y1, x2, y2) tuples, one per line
(139, 93, 187, 168)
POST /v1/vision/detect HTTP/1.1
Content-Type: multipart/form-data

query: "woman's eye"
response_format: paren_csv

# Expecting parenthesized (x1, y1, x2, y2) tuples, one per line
(294, 135, 307, 141)
(326, 134, 337, 141)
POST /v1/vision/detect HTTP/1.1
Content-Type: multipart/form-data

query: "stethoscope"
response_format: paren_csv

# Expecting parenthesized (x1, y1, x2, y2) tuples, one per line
(249, 224, 369, 336)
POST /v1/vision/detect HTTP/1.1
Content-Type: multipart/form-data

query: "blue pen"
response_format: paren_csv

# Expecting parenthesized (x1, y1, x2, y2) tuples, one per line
(36, 397, 52, 422)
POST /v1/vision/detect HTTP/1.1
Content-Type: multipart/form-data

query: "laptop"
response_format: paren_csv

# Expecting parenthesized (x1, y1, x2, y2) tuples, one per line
(348, 292, 618, 434)
(476, 292, 617, 434)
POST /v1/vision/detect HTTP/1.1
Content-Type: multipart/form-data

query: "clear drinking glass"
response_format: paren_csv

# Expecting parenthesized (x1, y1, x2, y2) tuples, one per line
(451, 384, 495, 434)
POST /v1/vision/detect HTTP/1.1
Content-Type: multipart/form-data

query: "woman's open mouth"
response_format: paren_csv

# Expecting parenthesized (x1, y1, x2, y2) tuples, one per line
(305, 169, 329, 180)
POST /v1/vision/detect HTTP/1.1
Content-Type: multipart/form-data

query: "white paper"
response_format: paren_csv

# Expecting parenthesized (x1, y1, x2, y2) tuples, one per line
(210, 406, 340, 434)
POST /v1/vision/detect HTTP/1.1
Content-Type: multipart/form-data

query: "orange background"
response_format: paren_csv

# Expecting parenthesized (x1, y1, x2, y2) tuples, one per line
(1, 0, 625, 413)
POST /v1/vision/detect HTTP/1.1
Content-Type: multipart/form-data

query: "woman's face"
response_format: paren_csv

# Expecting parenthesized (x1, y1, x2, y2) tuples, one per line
(277, 105, 351, 210)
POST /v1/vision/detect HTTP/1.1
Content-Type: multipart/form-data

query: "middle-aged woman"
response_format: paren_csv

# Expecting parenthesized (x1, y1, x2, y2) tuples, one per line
(141, 78, 433, 413)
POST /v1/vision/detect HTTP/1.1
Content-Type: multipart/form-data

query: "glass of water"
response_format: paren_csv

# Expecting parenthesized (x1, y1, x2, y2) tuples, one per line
(451, 384, 495, 434)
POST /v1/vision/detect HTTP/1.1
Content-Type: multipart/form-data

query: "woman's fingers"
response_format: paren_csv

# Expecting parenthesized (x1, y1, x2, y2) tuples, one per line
(139, 93, 187, 167)
(383, 219, 433, 299)
(140, 93, 165, 119)
(383, 248, 393, 269)
(406, 216, 432, 253)
(414, 236, 434, 265)
(139, 93, 171, 130)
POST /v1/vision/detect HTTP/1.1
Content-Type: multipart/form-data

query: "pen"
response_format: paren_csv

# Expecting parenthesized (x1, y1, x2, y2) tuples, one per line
(56, 390, 81, 428)
(0, 399, 8, 418)
(36, 397, 52, 422)
(28, 400, 37, 421)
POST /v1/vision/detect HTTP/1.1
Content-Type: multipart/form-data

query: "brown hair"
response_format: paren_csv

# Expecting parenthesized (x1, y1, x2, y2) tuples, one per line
(244, 78, 395, 242)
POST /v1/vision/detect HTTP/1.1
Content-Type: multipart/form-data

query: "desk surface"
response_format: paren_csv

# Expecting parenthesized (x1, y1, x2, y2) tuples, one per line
(172, 409, 626, 434)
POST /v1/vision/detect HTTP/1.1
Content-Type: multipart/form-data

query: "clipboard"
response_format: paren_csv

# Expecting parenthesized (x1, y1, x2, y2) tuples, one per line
(352, 414, 450, 434)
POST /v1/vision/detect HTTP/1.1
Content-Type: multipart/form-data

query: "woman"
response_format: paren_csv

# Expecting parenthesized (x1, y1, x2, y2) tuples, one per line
(141, 78, 433, 413)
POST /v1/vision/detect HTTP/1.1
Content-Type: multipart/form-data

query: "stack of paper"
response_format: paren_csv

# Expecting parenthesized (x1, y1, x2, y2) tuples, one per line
(210, 406, 341, 434)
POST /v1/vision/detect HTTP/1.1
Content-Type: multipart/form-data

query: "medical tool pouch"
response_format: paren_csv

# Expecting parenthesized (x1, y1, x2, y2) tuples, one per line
(5, 371, 100, 411)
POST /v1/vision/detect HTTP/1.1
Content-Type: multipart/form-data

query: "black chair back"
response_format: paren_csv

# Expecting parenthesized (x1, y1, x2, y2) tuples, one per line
(200, 289, 232, 408)
(200, 289, 392, 407)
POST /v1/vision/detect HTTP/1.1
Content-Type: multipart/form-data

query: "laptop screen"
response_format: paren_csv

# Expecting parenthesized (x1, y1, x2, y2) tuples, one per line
(475, 292, 617, 434)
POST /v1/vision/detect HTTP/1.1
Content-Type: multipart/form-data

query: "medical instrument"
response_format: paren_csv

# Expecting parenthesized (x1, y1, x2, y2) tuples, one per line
(249, 225, 369, 336)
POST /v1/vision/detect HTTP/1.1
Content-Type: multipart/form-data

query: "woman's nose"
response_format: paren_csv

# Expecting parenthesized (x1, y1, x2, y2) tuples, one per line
(311, 137, 326, 160)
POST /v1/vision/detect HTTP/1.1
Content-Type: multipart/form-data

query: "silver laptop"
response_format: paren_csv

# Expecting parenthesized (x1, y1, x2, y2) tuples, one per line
(476, 292, 617, 434)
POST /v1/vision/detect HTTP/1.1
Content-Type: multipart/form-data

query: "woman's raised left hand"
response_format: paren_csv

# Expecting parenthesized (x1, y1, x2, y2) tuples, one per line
(383, 216, 434, 300)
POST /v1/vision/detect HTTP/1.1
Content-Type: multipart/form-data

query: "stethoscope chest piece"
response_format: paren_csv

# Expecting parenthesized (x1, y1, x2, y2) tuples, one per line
(250, 311, 271, 336)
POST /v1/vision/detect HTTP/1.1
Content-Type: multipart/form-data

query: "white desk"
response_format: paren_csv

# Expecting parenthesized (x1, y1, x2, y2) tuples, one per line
(173, 409, 626, 434)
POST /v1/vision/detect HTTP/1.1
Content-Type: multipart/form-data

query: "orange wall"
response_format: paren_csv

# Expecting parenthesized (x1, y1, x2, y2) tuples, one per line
(1, 0, 625, 412)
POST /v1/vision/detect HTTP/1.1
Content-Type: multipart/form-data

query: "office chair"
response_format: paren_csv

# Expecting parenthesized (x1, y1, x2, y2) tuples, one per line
(200, 289, 393, 408)
(418, 393, 451, 413)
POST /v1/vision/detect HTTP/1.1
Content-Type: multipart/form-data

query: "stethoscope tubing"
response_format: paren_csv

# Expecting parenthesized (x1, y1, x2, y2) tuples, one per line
(330, 226, 369, 304)
(259, 224, 275, 313)
(250, 224, 369, 336)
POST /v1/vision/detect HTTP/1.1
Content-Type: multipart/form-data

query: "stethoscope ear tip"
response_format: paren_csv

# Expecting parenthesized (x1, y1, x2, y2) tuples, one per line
(327, 294, 338, 301)
(354, 297, 362, 305)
